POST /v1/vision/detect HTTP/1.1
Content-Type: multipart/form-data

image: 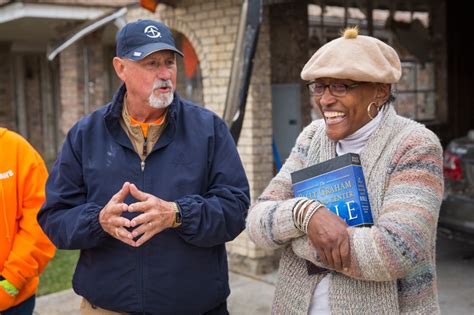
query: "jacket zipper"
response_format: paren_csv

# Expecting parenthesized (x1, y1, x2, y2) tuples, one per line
(141, 136, 148, 172)
(142, 136, 148, 157)
(140, 136, 147, 311)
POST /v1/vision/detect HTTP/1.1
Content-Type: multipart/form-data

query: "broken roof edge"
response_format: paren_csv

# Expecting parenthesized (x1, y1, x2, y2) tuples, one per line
(46, 5, 130, 61)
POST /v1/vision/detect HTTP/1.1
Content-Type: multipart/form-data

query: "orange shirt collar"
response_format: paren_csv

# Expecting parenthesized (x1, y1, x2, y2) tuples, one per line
(124, 95, 166, 138)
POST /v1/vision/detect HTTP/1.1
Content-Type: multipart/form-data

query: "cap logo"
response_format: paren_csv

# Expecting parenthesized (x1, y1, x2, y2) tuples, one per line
(144, 25, 161, 38)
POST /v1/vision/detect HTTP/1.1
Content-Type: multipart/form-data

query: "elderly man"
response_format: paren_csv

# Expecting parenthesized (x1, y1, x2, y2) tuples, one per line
(38, 19, 250, 315)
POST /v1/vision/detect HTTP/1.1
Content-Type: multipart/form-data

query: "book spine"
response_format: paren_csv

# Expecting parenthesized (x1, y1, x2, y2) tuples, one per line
(352, 166, 373, 226)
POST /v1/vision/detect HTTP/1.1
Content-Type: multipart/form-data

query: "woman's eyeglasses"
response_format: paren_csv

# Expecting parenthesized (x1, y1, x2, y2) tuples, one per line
(306, 81, 368, 97)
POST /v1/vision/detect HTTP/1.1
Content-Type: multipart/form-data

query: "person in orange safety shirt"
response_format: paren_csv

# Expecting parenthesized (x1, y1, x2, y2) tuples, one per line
(0, 128, 56, 314)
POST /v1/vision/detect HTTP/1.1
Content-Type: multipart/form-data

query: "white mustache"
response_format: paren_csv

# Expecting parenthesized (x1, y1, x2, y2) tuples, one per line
(153, 80, 173, 90)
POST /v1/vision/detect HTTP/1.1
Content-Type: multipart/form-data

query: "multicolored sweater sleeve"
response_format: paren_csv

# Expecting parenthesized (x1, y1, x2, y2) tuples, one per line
(246, 123, 317, 249)
(292, 127, 444, 282)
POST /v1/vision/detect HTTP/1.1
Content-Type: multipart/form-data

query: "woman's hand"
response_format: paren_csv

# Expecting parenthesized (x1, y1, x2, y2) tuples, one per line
(307, 207, 351, 272)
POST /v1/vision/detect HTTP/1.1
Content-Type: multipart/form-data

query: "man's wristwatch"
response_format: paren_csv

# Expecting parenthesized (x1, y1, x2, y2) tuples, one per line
(171, 202, 182, 228)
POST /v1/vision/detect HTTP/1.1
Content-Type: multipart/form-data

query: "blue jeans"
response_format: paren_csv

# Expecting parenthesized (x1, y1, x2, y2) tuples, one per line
(2, 295, 35, 315)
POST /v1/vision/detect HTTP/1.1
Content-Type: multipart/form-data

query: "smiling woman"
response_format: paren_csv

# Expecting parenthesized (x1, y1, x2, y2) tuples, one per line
(247, 26, 444, 314)
(310, 78, 389, 141)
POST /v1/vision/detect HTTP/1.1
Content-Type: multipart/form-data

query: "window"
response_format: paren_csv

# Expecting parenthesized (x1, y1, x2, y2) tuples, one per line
(396, 61, 436, 121)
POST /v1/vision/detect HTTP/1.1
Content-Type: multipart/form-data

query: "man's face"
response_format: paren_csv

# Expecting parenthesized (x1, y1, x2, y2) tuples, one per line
(115, 50, 177, 109)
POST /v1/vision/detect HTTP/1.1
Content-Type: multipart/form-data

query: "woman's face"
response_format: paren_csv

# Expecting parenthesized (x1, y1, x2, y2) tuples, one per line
(311, 78, 389, 141)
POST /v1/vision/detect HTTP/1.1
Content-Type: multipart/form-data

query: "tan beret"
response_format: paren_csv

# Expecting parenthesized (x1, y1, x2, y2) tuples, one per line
(301, 27, 401, 84)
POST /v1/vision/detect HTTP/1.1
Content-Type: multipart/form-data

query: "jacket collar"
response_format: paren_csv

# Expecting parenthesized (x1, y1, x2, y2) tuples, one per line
(104, 83, 180, 152)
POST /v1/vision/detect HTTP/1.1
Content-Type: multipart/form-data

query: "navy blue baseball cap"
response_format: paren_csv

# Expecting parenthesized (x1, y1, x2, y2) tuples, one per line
(116, 19, 183, 61)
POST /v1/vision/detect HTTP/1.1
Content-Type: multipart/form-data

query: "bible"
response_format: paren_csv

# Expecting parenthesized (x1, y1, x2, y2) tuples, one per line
(291, 153, 373, 227)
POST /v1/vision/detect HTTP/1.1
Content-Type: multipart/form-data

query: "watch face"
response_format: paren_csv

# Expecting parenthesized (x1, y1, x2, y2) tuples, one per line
(173, 203, 182, 227)
(176, 211, 182, 224)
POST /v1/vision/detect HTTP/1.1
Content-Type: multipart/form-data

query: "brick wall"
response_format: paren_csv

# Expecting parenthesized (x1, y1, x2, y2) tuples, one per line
(127, 0, 240, 133)
(84, 30, 106, 113)
(57, 28, 109, 136)
(59, 43, 83, 137)
(24, 55, 44, 153)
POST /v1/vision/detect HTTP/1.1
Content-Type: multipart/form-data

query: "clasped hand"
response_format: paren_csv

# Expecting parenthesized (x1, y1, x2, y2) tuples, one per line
(307, 207, 351, 272)
(99, 182, 176, 247)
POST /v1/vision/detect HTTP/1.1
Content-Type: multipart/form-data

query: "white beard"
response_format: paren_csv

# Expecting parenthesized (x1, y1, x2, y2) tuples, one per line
(149, 80, 174, 109)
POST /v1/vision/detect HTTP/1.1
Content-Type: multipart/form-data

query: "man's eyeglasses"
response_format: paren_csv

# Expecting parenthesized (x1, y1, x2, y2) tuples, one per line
(306, 81, 368, 97)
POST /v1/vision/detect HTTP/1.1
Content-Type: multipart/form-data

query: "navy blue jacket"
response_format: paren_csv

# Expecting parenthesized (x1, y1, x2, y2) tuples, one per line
(38, 85, 250, 314)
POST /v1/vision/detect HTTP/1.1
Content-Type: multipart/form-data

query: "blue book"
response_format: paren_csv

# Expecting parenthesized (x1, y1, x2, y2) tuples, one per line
(291, 153, 373, 227)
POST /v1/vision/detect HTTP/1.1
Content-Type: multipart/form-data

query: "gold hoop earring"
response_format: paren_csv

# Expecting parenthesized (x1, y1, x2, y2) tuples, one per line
(367, 102, 379, 120)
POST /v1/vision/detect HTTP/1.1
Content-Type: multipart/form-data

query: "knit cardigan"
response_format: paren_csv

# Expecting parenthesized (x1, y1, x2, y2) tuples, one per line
(246, 106, 443, 314)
